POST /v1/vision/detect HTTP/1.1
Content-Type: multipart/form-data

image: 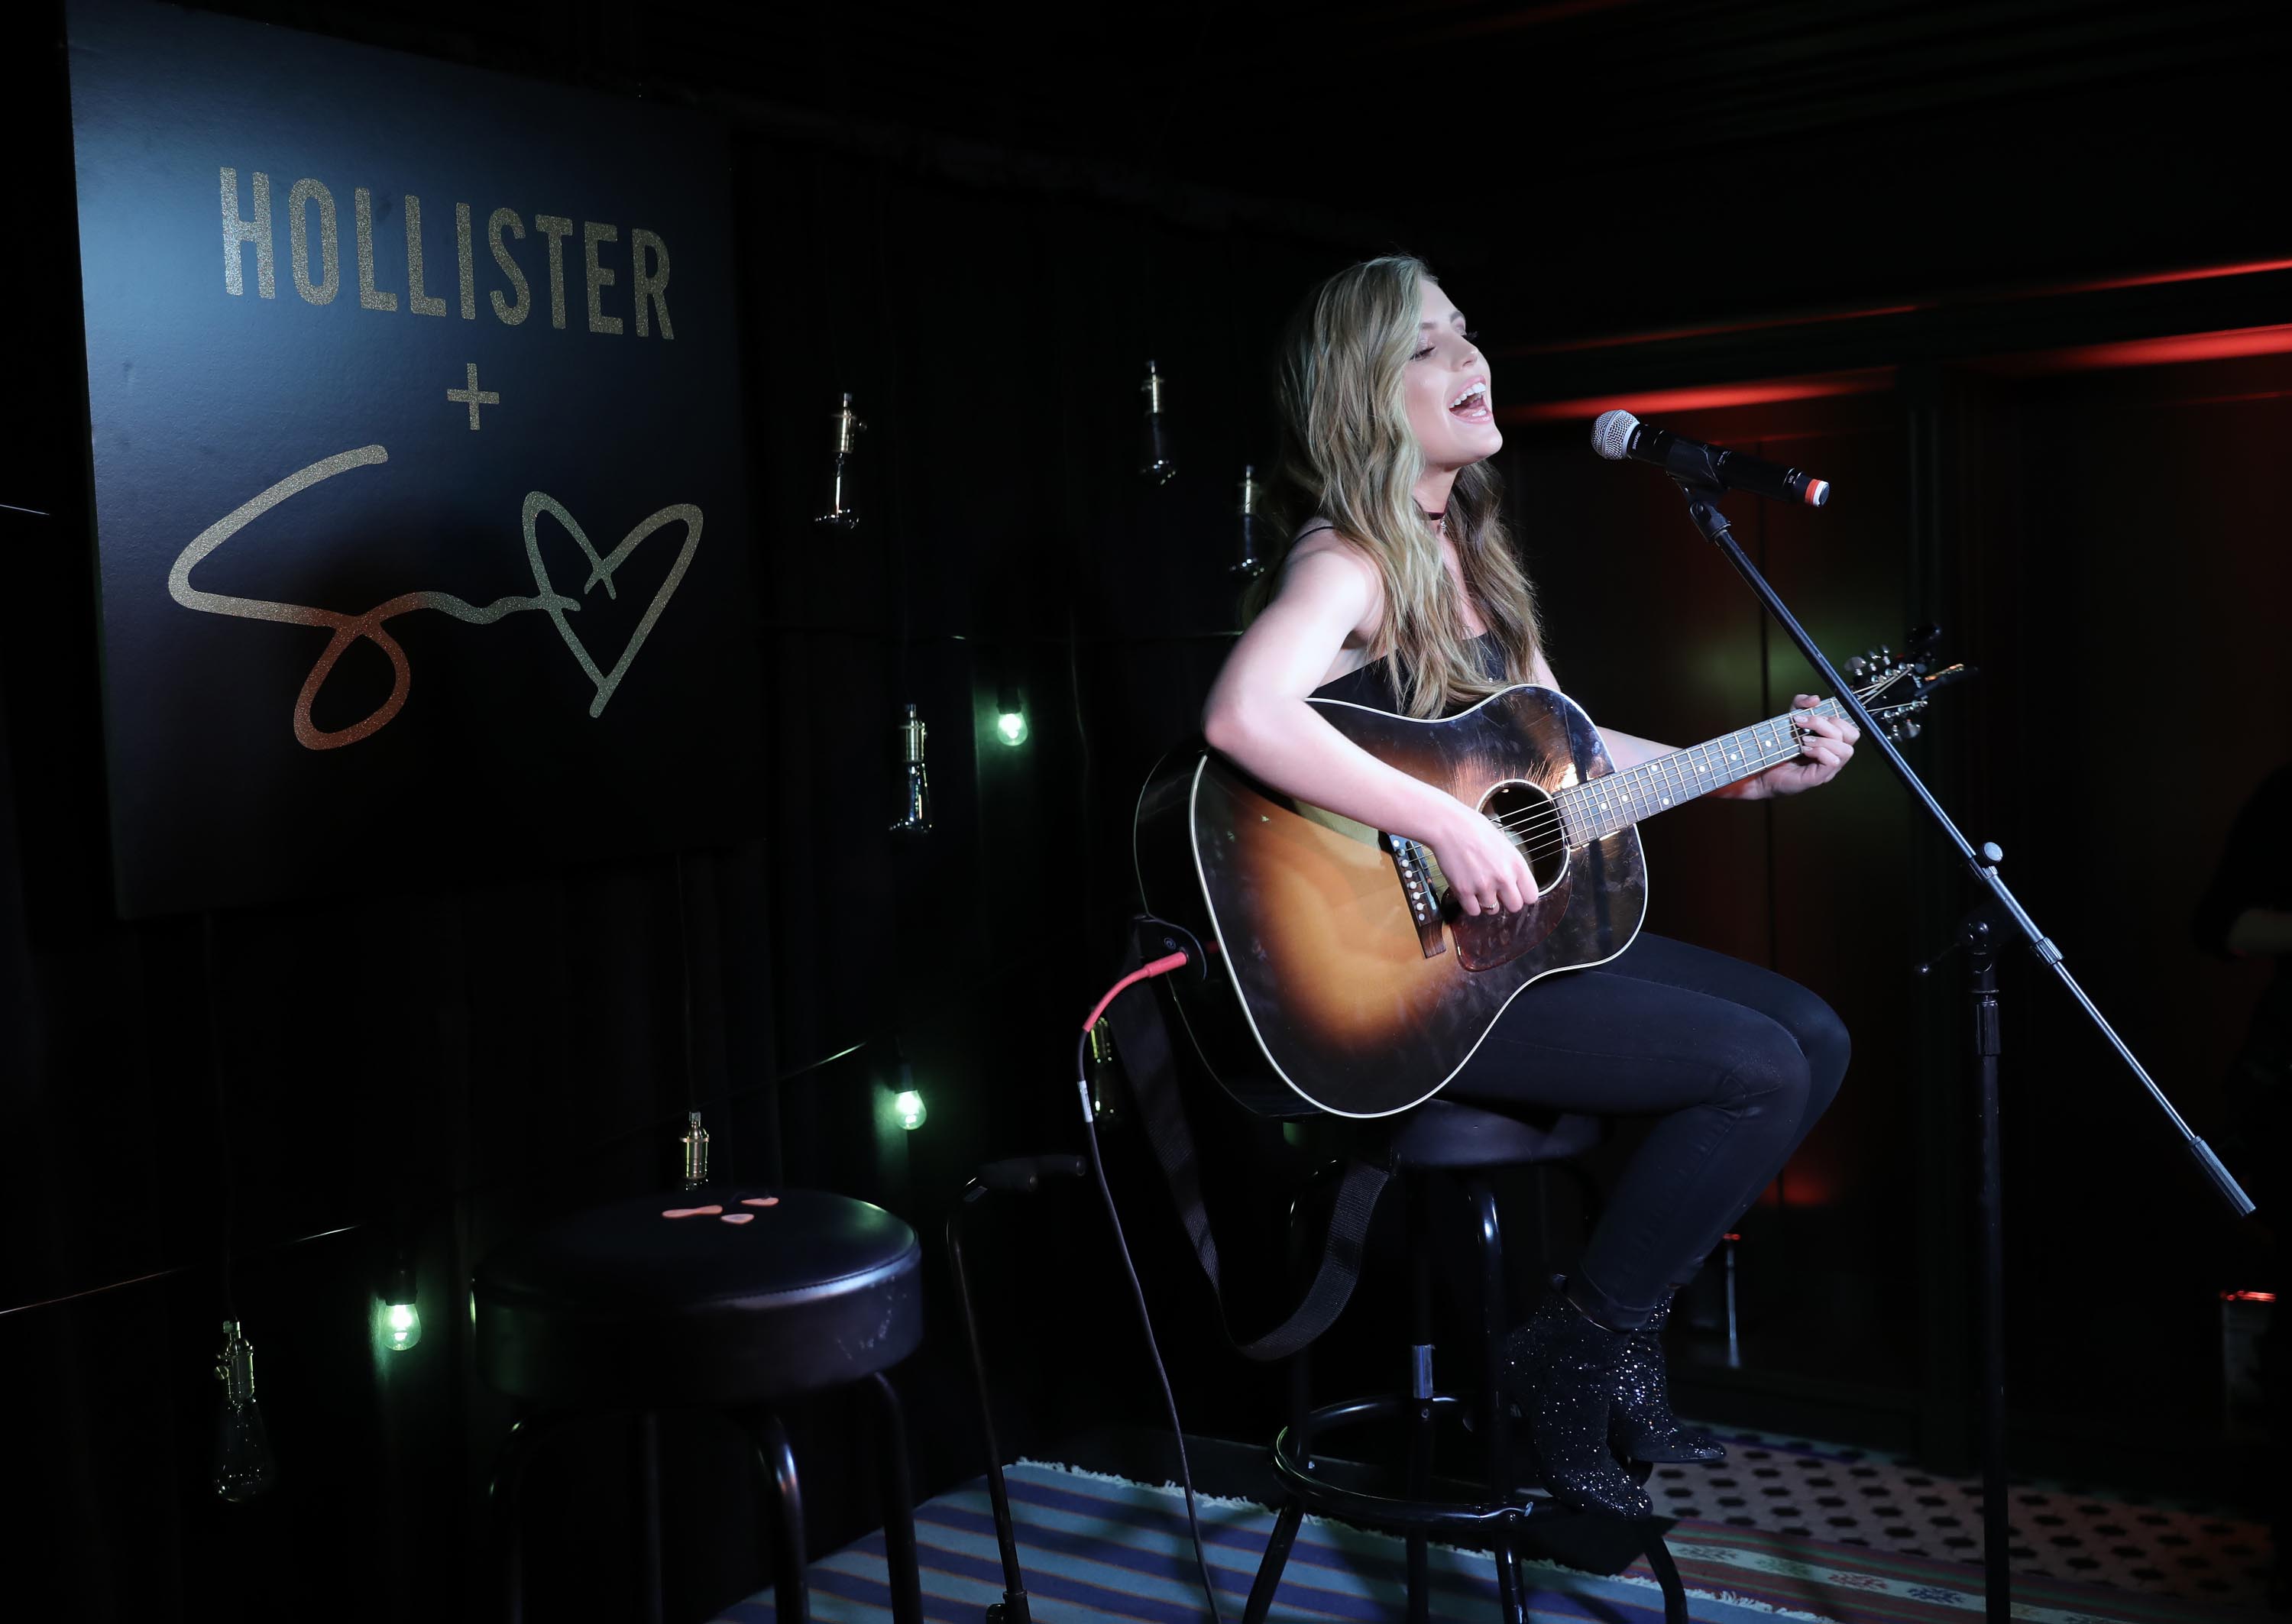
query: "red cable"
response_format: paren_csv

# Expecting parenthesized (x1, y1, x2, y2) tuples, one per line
(1081, 951, 1190, 1034)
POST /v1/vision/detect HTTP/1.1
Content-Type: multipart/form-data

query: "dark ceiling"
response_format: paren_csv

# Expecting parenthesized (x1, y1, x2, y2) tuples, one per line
(114, 0, 2292, 341)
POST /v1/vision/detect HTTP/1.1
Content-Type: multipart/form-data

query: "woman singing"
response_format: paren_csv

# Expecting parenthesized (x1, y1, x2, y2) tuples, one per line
(1198, 255, 1857, 1517)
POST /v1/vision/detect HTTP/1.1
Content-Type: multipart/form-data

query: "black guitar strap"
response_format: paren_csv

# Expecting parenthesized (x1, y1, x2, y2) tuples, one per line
(1100, 932, 1393, 1364)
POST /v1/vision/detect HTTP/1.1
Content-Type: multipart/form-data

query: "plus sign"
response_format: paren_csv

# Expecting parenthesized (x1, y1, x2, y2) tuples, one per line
(445, 362, 499, 430)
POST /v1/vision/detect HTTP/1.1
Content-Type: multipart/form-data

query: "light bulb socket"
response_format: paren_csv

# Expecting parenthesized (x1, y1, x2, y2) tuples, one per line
(1232, 464, 1267, 578)
(681, 1110, 711, 1189)
(216, 1319, 257, 1406)
(891, 703, 932, 833)
(817, 391, 866, 529)
(1138, 360, 1176, 484)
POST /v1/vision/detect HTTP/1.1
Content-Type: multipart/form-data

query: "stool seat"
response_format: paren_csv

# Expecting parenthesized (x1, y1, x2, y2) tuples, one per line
(474, 1186, 923, 1409)
(1288, 1098, 1604, 1172)
(1374, 1101, 1603, 1170)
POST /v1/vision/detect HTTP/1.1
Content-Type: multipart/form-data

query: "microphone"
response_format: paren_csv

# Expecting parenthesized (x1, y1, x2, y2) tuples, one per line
(1591, 409, 1831, 506)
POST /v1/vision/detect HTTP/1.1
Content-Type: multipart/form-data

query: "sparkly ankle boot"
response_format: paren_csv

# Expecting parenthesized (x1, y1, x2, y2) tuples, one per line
(1497, 1285, 1655, 1519)
(1611, 1291, 1724, 1464)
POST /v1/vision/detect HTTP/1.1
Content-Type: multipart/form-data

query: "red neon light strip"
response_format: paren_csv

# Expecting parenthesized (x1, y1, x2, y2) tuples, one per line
(1513, 305, 1925, 357)
(2043, 257, 2292, 296)
(1502, 368, 1895, 425)
(1508, 257, 2292, 361)
(1979, 323, 2292, 377)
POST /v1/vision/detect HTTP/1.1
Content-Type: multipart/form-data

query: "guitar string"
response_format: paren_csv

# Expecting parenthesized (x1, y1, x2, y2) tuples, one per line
(1460, 713, 1837, 852)
(1389, 691, 1870, 858)
(1392, 695, 1873, 892)
(1481, 700, 1848, 846)
(1416, 733, 1818, 882)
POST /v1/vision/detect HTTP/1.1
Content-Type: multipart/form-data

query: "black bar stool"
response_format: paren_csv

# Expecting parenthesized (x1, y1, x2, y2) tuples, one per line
(1245, 1099, 1691, 1624)
(473, 1186, 927, 1624)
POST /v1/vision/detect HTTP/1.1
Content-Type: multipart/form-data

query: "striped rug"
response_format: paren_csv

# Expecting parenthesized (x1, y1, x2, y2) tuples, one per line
(710, 1460, 2269, 1624)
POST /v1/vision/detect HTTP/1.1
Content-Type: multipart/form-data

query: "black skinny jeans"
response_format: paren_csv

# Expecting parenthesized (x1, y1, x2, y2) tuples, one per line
(1441, 932, 1850, 1332)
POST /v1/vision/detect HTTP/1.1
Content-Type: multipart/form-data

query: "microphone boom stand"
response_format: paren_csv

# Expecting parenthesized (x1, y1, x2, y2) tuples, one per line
(1666, 477, 2255, 1624)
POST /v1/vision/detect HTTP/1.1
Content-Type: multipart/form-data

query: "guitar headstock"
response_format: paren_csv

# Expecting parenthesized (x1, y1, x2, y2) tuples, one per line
(1842, 626, 1975, 742)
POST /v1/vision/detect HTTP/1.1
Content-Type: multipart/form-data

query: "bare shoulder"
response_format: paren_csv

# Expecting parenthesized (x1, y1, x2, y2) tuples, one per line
(1281, 528, 1384, 639)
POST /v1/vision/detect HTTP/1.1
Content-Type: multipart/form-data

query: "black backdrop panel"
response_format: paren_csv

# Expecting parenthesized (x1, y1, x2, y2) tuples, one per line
(66, 0, 762, 917)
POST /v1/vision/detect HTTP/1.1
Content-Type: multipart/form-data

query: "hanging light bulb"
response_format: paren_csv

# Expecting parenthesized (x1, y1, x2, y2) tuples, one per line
(1232, 464, 1267, 578)
(681, 1110, 711, 1190)
(1138, 361, 1176, 484)
(816, 391, 865, 528)
(212, 1319, 278, 1502)
(994, 683, 1028, 748)
(889, 703, 932, 833)
(380, 1255, 422, 1353)
(892, 1050, 927, 1131)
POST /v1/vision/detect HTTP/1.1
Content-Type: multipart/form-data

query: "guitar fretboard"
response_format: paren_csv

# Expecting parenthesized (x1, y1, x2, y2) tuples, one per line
(1551, 699, 1846, 848)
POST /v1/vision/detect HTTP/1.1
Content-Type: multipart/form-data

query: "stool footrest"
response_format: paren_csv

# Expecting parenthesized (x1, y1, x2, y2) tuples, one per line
(1274, 1393, 1533, 1533)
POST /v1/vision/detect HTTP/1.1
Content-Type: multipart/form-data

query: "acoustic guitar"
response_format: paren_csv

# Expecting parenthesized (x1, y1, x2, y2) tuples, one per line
(1132, 656, 1957, 1119)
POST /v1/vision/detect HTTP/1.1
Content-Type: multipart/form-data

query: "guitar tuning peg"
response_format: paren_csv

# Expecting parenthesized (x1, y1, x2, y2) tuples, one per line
(1879, 645, 1893, 665)
(1900, 720, 1921, 741)
(1844, 655, 1869, 678)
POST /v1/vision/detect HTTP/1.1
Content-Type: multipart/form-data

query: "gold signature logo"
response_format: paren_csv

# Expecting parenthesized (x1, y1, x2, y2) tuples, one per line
(168, 445, 702, 749)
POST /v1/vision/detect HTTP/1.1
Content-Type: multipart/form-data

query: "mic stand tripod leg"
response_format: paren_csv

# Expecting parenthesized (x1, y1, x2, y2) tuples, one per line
(1963, 917, 2009, 1624)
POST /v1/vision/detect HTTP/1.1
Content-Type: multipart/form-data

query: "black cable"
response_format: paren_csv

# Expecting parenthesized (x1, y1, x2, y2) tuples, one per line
(1073, 1006, 1227, 1624)
(674, 850, 698, 1114)
(202, 911, 238, 1324)
(0, 1224, 364, 1324)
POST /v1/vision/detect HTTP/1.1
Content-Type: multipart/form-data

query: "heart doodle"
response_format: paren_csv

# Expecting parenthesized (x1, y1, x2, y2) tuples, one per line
(522, 493, 703, 718)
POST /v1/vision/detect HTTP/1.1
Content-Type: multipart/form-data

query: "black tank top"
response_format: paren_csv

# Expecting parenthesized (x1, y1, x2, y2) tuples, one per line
(1290, 519, 1507, 717)
(1309, 632, 1504, 718)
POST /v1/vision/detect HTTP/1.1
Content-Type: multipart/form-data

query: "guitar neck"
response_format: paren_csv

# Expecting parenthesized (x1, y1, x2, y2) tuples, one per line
(1552, 698, 1847, 846)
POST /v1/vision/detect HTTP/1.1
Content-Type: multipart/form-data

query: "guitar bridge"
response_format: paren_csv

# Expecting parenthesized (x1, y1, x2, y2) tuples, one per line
(1386, 833, 1447, 959)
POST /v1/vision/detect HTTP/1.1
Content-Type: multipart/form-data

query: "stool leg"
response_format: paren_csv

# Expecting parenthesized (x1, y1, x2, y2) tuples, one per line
(1243, 1499, 1304, 1624)
(1254, 1175, 1322, 1624)
(1284, 1170, 1326, 1455)
(1468, 1176, 1528, 1624)
(869, 1373, 924, 1624)
(1467, 1177, 1512, 1490)
(635, 1411, 665, 1624)
(488, 1412, 573, 1624)
(1644, 1532, 1691, 1624)
(745, 1408, 808, 1624)
(1404, 1174, 1434, 1624)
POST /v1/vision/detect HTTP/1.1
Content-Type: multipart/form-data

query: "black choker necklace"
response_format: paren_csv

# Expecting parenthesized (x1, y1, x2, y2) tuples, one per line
(1425, 509, 1445, 522)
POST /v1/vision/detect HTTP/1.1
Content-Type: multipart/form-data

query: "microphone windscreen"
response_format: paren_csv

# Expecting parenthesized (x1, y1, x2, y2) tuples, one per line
(1590, 409, 1639, 461)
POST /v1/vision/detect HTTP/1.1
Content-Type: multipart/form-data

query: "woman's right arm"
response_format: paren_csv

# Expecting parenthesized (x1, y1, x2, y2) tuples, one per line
(1199, 544, 1537, 915)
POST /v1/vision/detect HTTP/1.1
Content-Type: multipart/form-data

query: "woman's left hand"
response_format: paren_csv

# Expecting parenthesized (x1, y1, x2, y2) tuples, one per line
(1750, 695, 1857, 798)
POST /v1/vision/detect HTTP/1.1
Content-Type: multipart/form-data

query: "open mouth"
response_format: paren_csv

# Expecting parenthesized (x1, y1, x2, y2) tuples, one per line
(1449, 380, 1491, 420)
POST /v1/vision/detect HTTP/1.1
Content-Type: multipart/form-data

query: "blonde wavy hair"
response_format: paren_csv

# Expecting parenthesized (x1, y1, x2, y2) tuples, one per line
(1242, 254, 1543, 719)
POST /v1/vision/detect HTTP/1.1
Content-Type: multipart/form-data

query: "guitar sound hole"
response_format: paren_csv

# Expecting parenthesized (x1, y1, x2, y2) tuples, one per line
(1481, 781, 1568, 897)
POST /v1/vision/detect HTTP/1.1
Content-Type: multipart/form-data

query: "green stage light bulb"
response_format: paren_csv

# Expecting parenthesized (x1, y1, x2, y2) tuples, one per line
(381, 1257, 421, 1352)
(894, 1088, 927, 1131)
(995, 684, 1028, 747)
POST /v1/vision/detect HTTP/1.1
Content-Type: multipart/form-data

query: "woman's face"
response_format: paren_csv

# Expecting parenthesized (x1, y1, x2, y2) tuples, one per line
(1402, 279, 1500, 475)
